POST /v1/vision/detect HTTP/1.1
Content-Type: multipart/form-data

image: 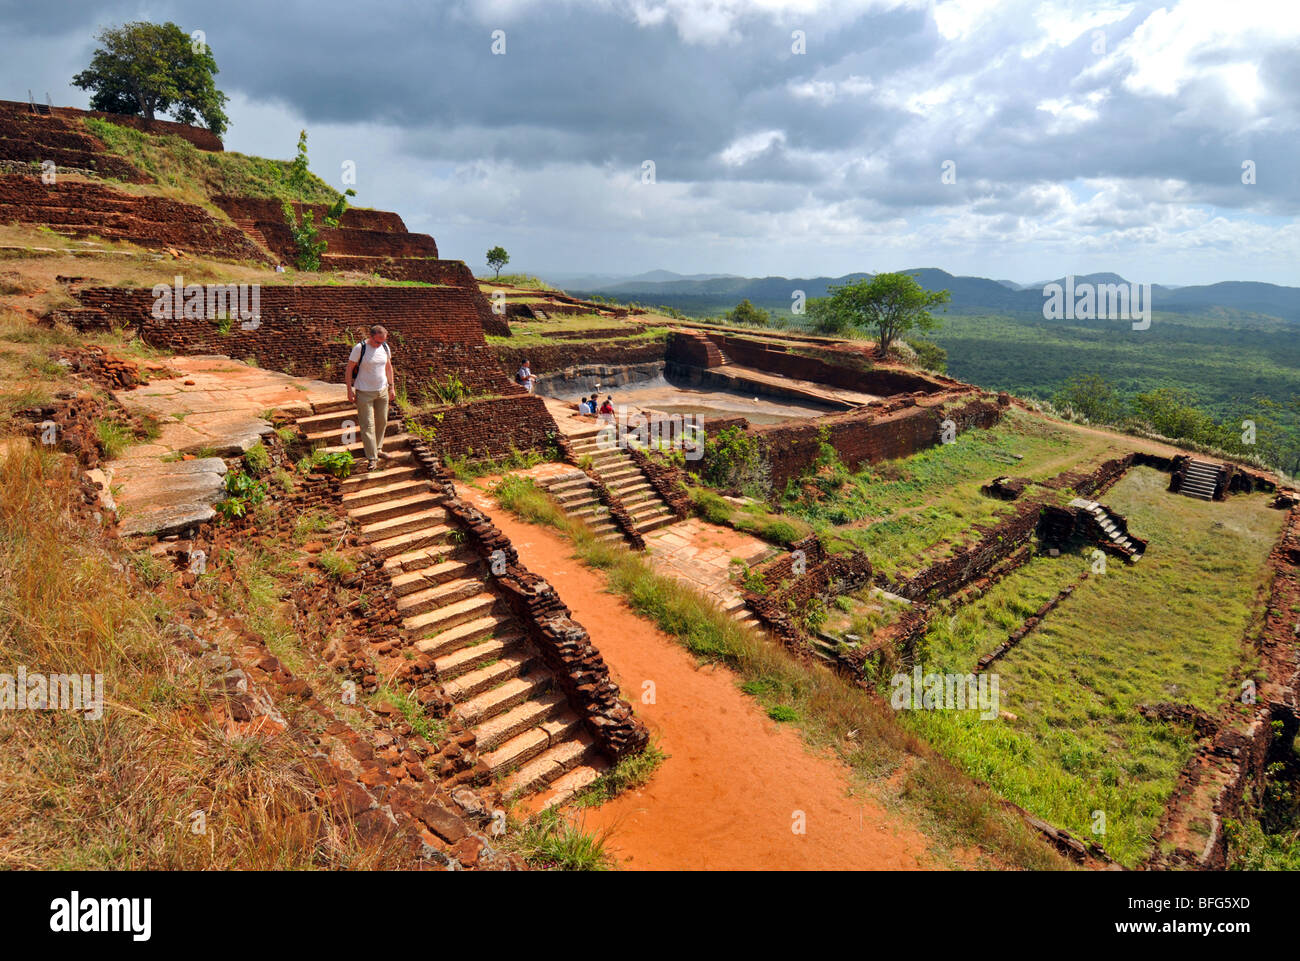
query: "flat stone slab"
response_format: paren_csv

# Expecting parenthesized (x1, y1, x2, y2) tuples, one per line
(106, 357, 340, 538)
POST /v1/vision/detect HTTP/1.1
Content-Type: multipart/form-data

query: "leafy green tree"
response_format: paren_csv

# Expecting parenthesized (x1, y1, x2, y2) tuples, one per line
(727, 299, 770, 327)
(808, 272, 949, 357)
(1054, 373, 1124, 424)
(289, 130, 311, 189)
(72, 21, 230, 136)
(1132, 387, 1226, 447)
(486, 246, 510, 278)
(282, 202, 326, 271)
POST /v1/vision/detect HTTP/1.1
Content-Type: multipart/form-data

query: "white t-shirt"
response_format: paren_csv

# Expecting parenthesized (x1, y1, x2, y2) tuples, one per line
(349, 341, 390, 392)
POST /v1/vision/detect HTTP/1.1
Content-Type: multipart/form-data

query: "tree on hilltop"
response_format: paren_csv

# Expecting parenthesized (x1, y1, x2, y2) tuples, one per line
(807, 272, 949, 357)
(486, 246, 510, 278)
(73, 21, 230, 136)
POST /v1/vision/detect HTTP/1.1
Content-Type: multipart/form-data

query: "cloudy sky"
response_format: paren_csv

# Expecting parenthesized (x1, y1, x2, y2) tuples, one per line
(3, 0, 1297, 285)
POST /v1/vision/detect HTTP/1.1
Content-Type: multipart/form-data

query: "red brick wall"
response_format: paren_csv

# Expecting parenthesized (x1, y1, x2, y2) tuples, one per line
(410, 395, 558, 462)
(70, 284, 516, 397)
(252, 221, 437, 261)
(0, 101, 149, 182)
(0, 174, 267, 260)
(212, 196, 406, 232)
(706, 333, 943, 394)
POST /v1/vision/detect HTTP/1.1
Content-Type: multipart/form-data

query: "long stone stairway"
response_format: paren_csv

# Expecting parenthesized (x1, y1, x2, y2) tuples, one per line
(567, 427, 677, 534)
(299, 401, 607, 808)
(1176, 459, 1225, 501)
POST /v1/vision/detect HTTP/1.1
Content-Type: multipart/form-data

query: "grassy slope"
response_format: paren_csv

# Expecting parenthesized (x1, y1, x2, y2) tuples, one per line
(84, 117, 342, 210)
(781, 408, 1116, 580)
(901, 467, 1283, 866)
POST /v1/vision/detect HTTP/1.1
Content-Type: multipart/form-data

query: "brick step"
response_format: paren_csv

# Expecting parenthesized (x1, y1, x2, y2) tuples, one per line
(359, 505, 450, 541)
(396, 576, 489, 617)
(369, 523, 457, 558)
(619, 488, 657, 507)
(500, 733, 600, 799)
(454, 669, 553, 726)
(338, 461, 421, 492)
(598, 466, 642, 484)
(482, 711, 584, 776)
(432, 631, 527, 680)
(388, 548, 480, 585)
(615, 480, 652, 497)
(442, 651, 539, 702)
(553, 487, 596, 505)
(473, 689, 570, 752)
(406, 591, 504, 638)
(340, 478, 433, 510)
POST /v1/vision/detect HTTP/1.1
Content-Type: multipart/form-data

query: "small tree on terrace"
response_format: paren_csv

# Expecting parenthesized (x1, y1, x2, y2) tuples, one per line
(72, 21, 230, 136)
(486, 246, 510, 278)
(810, 272, 950, 357)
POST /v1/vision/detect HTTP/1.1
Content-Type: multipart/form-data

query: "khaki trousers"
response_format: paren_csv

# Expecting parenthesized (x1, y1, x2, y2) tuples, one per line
(355, 389, 389, 460)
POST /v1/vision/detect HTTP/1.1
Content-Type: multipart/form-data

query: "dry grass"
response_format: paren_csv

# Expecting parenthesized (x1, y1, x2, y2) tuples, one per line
(0, 442, 404, 868)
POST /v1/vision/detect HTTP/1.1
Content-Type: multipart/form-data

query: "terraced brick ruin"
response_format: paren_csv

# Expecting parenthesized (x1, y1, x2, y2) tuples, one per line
(2, 92, 1296, 879)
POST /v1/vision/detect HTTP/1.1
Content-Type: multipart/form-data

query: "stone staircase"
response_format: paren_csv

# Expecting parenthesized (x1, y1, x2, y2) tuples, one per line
(1176, 459, 1225, 501)
(541, 470, 628, 544)
(567, 428, 677, 534)
(300, 401, 607, 808)
(1069, 498, 1144, 561)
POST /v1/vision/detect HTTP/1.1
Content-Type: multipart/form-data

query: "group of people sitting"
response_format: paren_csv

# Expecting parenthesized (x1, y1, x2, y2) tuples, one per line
(579, 393, 616, 422)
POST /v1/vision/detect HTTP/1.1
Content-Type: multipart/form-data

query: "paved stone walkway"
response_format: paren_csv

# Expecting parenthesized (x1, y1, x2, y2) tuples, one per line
(644, 517, 777, 617)
(109, 355, 343, 536)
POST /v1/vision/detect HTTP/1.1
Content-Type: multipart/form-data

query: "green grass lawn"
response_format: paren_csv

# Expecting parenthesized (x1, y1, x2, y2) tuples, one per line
(898, 467, 1284, 866)
(782, 408, 1115, 579)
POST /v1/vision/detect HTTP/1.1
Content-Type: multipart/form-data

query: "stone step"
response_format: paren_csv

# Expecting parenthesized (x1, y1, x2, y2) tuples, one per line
(474, 690, 570, 752)
(305, 420, 403, 446)
(482, 711, 583, 776)
(388, 547, 479, 583)
(535, 762, 607, 811)
(359, 506, 450, 541)
(297, 408, 401, 434)
(370, 523, 457, 558)
(396, 576, 489, 617)
(430, 630, 526, 680)
(442, 651, 539, 702)
(311, 398, 357, 415)
(500, 733, 600, 798)
(341, 479, 435, 511)
(546, 477, 591, 496)
(320, 432, 414, 456)
(454, 668, 553, 725)
(406, 591, 504, 638)
(339, 461, 421, 493)
(636, 512, 677, 534)
(600, 466, 642, 484)
(619, 488, 656, 507)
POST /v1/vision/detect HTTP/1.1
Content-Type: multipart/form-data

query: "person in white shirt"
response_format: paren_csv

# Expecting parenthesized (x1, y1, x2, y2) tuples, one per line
(345, 325, 397, 470)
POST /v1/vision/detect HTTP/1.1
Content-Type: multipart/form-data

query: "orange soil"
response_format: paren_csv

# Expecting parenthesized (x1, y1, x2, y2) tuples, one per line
(459, 482, 938, 871)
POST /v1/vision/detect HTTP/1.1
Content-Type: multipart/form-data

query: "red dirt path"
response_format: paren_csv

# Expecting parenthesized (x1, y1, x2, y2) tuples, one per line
(459, 482, 938, 870)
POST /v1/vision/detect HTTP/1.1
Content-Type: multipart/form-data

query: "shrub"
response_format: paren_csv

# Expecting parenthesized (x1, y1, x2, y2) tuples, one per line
(317, 550, 356, 580)
(242, 441, 270, 474)
(309, 449, 354, 478)
(702, 425, 770, 498)
(760, 519, 802, 546)
(691, 487, 734, 525)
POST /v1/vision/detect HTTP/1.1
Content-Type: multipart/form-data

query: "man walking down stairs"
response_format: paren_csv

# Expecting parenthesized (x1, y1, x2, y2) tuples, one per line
(294, 402, 609, 809)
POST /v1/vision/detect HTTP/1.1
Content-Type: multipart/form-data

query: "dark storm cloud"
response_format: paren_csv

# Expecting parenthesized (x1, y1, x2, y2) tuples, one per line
(0, 0, 1295, 282)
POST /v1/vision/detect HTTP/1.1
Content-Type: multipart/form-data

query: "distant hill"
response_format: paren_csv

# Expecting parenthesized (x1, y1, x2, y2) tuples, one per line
(568, 267, 1300, 322)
